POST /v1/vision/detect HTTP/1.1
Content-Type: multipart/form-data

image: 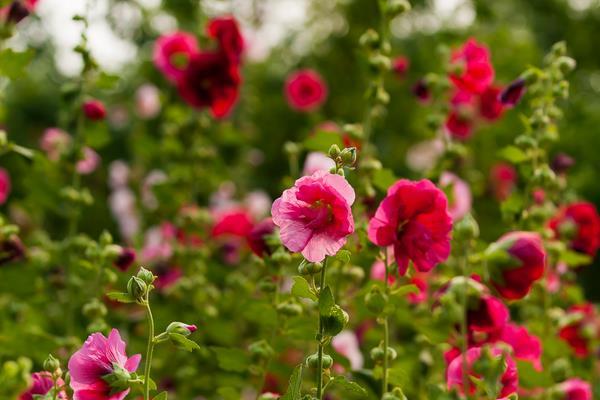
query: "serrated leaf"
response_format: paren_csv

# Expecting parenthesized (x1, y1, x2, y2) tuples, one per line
(280, 364, 303, 400)
(211, 346, 251, 372)
(169, 333, 201, 352)
(498, 146, 528, 163)
(325, 376, 367, 398)
(291, 276, 317, 301)
(153, 391, 168, 400)
(319, 286, 335, 317)
(304, 131, 343, 152)
(106, 292, 135, 303)
(372, 168, 397, 192)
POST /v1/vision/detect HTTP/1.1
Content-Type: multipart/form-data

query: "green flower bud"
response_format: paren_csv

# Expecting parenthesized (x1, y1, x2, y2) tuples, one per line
(258, 278, 278, 293)
(376, 86, 390, 105)
(369, 53, 392, 73)
(359, 29, 380, 49)
(551, 41, 567, 57)
(43, 354, 60, 374)
(166, 321, 197, 336)
(370, 346, 397, 363)
(82, 298, 107, 319)
(328, 144, 341, 159)
(137, 267, 155, 285)
(365, 285, 387, 314)
(298, 260, 323, 275)
(556, 56, 576, 74)
(386, 0, 411, 16)
(305, 353, 333, 369)
(99, 230, 113, 246)
(340, 147, 357, 166)
(284, 141, 301, 156)
(454, 214, 480, 241)
(321, 305, 349, 336)
(249, 340, 275, 359)
(360, 158, 382, 172)
(336, 168, 345, 177)
(343, 265, 365, 283)
(101, 362, 131, 393)
(277, 301, 303, 316)
(271, 248, 292, 265)
(549, 358, 571, 383)
(127, 276, 147, 301)
(515, 135, 537, 149)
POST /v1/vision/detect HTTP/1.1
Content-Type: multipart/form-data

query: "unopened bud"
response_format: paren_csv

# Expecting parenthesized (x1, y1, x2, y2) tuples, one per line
(328, 144, 341, 159)
(127, 276, 147, 301)
(365, 285, 387, 314)
(556, 56, 576, 74)
(359, 29, 380, 50)
(386, 0, 411, 17)
(43, 354, 60, 373)
(306, 353, 333, 369)
(340, 147, 357, 166)
(136, 267, 155, 285)
(166, 322, 197, 336)
(277, 301, 303, 316)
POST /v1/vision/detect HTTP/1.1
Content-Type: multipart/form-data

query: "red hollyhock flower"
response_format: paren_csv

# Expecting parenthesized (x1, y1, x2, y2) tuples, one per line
(392, 56, 410, 78)
(499, 78, 526, 107)
(558, 303, 598, 358)
(449, 38, 495, 95)
(177, 51, 241, 118)
(549, 202, 600, 257)
(490, 162, 517, 201)
(558, 378, 592, 400)
(445, 110, 474, 140)
(479, 85, 505, 120)
(82, 99, 106, 121)
(496, 323, 542, 371)
(0, 167, 11, 204)
(114, 247, 136, 272)
(1, 0, 37, 24)
(153, 31, 199, 83)
(468, 294, 509, 334)
(207, 16, 244, 65)
(211, 208, 254, 238)
(246, 217, 275, 257)
(284, 69, 328, 112)
(487, 231, 546, 300)
(367, 179, 452, 275)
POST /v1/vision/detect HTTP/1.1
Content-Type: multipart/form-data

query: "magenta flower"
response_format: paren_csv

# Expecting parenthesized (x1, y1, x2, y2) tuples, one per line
(19, 372, 67, 400)
(153, 31, 199, 83)
(0, 167, 11, 205)
(271, 170, 355, 262)
(367, 179, 452, 275)
(332, 330, 364, 370)
(82, 99, 106, 121)
(496, 323, 542, 371)
(68, 329, 141, 400)
(559, 378, 592, 400)
(76, 147, 101, 175)
(284, 69, 328, 112)
(40, 128, 71, 161)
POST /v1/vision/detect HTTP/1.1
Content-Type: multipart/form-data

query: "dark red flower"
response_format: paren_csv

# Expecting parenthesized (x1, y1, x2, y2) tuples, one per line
(551, 152, 575, 174)
(558, 304, 598, 358)
(207, 16, 244, 65)
(392, 56, 410, 78)
(284, 69, 328, 112)
(1, 0, 37, 24)
(82, 99, 106, 121)
(488, 231, 546, 300)
(468, 294, 509, 334)
(177, 51, 241, 118)
(549, 202, 600, 257)
(449, 38, 495, 95)
(246, 218, 275, 257)
(412, 79, 430, 102)
(445, 110, 474, 140)
(499, 78, 526, 107)
(479, 85, 505, 121)
(114, 247, 136, 272)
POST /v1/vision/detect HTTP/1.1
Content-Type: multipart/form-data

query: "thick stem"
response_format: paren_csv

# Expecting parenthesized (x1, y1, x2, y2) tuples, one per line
(382, 250, 390, 397)
(143, 298, 155, 400)
(460, 247, 470, 399)
(316, 257, 328, 399)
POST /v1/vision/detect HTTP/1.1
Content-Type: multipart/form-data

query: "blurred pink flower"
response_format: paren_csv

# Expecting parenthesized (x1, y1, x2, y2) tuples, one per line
(284, 69, 328, 112)
(153, 31, 199, 83)
(76, 147, 101, 175)
(82, 99, 106, 121)
(332, 330, 364, 370)
(19, 371, 67, 400)
(559, 378, 592, 400)
(40, 128, 71, 161)
(439, 172, 472, 221)
(0, 168, 10, 205)
(302, 152, 335, 176)
(135, 84, 161, 119)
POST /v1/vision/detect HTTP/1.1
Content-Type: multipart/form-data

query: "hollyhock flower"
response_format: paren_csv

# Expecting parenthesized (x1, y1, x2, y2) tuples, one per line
(405, 139, 445, 172)
(302, 152, 335, 176)
(412, 79, 431, 102)
(212, 208, 254, 238)
(68, 329, 141, 400)
(392, 56, 410, 78)
(439, 172, 472, 221)
(499, 78, 526, 107)
(533, 188, 545, 205)
(551, 153, 575, 175)
(445, 110, 474, 140)
(446, 347, 518, 399)
(82, 99, 106, 121)
(177, 51, 241, 118)
(558, 378, 592, 400)
(549, 202, 600, 257)
(0, 167, 11, 204)
(244, 190, 272, 219)
(487, 231, 546, 300)
(490, 162, 517, 201)
(76, 147, 101, 175)
(20, 371, 67, 400)
(479, 85, 505, 120)
(558, 304, 598, 358)
(367, 179, 452, 275)
(114, 247, 136, 272)
(247, 218, 275, 257)
(153, 263, 183, 290)
(1, 0, 37, 24)
(0, 235, 25, 265)
(408, 275, 429, 305)
(40, 128, 71, 161)
(449, 38, 495, 95)
(284, 69, 328, 112)
(468, 294, 509, 334)
(369, 256, 396, 285)
(141, 226, 173, 262)
(272, 170, 355, 262)
(496, 323, 542, 371)
(207, 16, 244, 65)
(332, 330, 364, 370)
(153, 32, 199, 82)
(135, 84, 161, 119)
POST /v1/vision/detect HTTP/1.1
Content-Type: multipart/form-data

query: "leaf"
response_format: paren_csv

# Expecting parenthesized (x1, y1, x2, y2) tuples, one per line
(325, 376, 367, 398)
(372, 168, 397, 192)
(390, 284, 419, 297)
(291, 276, 317, 301)
(217, 387, 240, 400)
(169, 333, 201, 352)
(304, 130, 343, 152)
(319, 286, 335, 317)
(211, 346, 251, 372)
(106, 292, 135, 303)
(280, 364, 303, 400)
(153, 391, 168, 400)
(0, 49, 34, 79)
(559, 250, 592, 267)
(498, 146, 528, 163)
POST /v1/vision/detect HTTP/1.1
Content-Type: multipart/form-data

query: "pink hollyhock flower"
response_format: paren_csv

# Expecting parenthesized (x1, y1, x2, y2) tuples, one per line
(439, 172, 472, 221)
(405, 139, 445, 172)
(153, 32, 199, 83)
(468, 294, 509, 334)
(246, 217, 275, 257)
(367, 179, 452, 275)
(0, 168, 11, 205)
(272, 170, 355, 262)
(559, 303, 598, 358)
(284, 69, 328, 112)
(495, 323, 542, 371)
(207, 16, 244, 65)
(558, 378, 592, 400)
(332, 330, 364, 370)
(212, 208, 254, 238)
(1, 0, 37, 24)
(141, 225, 173, 262)
(302, 152, 335, 176)
(408, 275, 429, 305)
(392, 56, 410, 78)
(549, 202, 600, 257)
(488, 231, 546, 300)
(68, 329, 141, 400)
(447, 347, 518, 399)
(369, 258, 396, 285)
(20, 371, 67, 400)
(135, 84, 161, 119)
(449, 38, 495, 95)
(40, 128, 71, 161)
(499, 78, 526, 107)
(533, 188, 545, 205)
(244, 190, 272, 219)
(153, 263, 183, 290)
(490, 162, 517, 201)
(82, 99, 106, 121)
(114, 247, 136, 272)
(76, 147, 101, 175)
(479, 85, 505, 120)
(177, 51, 241, 118)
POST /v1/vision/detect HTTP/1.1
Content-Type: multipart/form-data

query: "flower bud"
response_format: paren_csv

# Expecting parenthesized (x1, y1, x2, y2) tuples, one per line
(305, 353, 333, 369)
(369, 54, 392, 73)
(370, 346, 397, 363)
(43, 354, 61, 374)
(550, 358, 571, 383)
(365, 285, 387, 314)
(360, 158, 382, 172)
(340, 147, 357, 166)
(298, 260, 323, 275)
(101, 363, 131, 392)
(515, 134, 537, 149)
(551, 41, 567, 57)
(336, 168, 345, 177)
(277, 301, 303, 316)
(328, 144, 341, 159)
(454, 214, 479, 241)
(321, 305, 349, 336)
(258, 278, 278, 293)
(136, 267, 155, 285)
(166, 322, 197, 337)
(271, 248, 292, 265)
(127, 276, 147, 301)
(82, 298, 107, 319)
(386, 0, 411, 17)
(249, 340, 275, 359)
(343, 265, 365, 283)
(284, 141, 301, 156)
(359, 29, 380, 50)
(82, 99, 106, 121)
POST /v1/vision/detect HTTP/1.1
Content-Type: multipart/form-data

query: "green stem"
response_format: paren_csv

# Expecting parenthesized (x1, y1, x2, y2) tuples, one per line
(382, 250, 390, 397)
(460, 247, 470, 399)
(143, 297, 155, 400)
(316, 257, 328, 399)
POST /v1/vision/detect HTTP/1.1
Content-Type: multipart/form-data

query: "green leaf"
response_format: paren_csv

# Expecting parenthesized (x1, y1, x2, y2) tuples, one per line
(106, 292, 135, 303)
(559, 250, 592, 267)
(153, 391, 168, 400)
(280, 364, 303, 400)
(334, 249, 351, 265)
(217, 387, 240, 400)
(325, 376, 367, 398)
(372, 168, 397, 192)
(498, 146, 528, 163)
(304, 131, 343, 152)
(291, 276, 317, 301)
(319, 286, 335, 317)
(390, 284, 419, 297)
(0, 49, 34, 79)
(168, 333, 201, 352)
(211, 346, 251, 372)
